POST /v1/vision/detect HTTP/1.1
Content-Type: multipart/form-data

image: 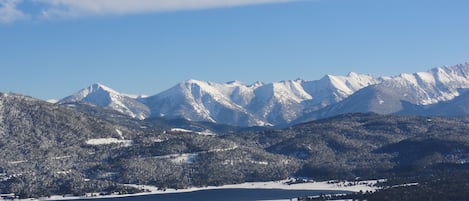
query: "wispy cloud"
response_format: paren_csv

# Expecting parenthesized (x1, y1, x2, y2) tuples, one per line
(0, 0, 296, 23)
(0, 0, 28, 23)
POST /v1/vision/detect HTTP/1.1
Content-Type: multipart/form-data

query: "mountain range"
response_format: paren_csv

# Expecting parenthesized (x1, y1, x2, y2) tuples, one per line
(2, 62, 469, 199)
(58, 62, 469, 127)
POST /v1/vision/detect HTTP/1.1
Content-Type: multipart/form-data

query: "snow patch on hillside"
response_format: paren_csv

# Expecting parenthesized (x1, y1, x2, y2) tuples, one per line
(170, 128, 193, 133)
(170, 128, 216, 136)
(115, 129, 124, 140)
(85, 138, 132, 147)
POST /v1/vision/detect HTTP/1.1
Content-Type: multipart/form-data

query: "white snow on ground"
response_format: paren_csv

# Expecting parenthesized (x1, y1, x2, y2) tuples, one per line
(196, 129, 217, 136)
(151, 138, 166, 143)
(7, 160, 27, 164)
(85, 138, 132, 147)
(151, 145, 238, 164)
(98, 172, 118, 179)
(36, 179, 382, 201)
(56, 170, 72, 175)
(389, 182, 419, 188)
(115, 129, 124, 140)
(52, 156, 71, 160)
(152, 153, 198, 164)
(170, 128, 193, 133)
(170, 128, 217, 136)
(169, 153, 198, 164)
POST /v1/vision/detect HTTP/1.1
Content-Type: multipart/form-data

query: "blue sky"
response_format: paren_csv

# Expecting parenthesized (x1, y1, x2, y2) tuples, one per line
(1, 0, 469, 100)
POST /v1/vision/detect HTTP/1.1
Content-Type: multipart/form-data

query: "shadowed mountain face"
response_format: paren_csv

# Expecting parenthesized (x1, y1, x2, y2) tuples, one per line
(420, 89, 469, 116)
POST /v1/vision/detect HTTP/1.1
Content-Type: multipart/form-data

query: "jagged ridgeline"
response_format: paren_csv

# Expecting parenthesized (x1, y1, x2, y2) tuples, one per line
(58, 63, 469, 127)
(0, 93, 299, 198)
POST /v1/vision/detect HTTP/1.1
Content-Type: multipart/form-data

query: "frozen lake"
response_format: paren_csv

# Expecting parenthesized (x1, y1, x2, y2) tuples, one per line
(62, 188, 349, 201)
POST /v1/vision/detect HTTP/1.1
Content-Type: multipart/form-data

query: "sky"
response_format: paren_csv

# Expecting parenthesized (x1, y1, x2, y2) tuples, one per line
(1, 0, 469, 100)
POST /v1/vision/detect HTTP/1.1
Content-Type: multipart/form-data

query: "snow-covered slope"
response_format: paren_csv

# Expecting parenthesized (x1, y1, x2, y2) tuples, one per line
(58, 73, 381, 126)
(143, 79, 269, 127)
(301, 63, 469, 121)
(144, 73, 378, 126)
(301, 73, 382, 110)
(57, 62, 469, 127)
(247, 80, 313, 124)
(421, 89, 469, 116)
(372, 64, 469, 106)
(58, 83, 150, 119)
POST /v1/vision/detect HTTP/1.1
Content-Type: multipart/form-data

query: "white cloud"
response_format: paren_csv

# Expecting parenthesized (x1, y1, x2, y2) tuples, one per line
(0, 0, 298, 23)
(33, 0, 296, 18)
(0, 0, 28, 23)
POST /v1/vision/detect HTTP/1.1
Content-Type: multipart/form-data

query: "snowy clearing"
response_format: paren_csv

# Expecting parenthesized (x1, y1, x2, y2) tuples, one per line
(85, 138, 132, 147)
(52, 156, 72, 160)
(170, 128, 217, 136)
(170, 128, 193, 133)
(151, 145, 238, 164)
(7, 160, 27, 164)
(152, 153, 198, 164)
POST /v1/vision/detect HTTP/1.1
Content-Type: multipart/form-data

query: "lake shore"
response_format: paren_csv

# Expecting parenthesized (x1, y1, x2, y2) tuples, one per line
(23, 179, 381, 201)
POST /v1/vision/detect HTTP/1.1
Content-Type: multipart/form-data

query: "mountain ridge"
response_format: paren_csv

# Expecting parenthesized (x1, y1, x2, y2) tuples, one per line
(57, 62, 469, 127)
(299, 62, 469, 121)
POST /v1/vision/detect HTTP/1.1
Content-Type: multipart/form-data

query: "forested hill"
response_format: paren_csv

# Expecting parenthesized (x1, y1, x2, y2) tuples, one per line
(0, 93, 299, 198)
(226, 113, 469, 179)
(1, 93, 469, 199)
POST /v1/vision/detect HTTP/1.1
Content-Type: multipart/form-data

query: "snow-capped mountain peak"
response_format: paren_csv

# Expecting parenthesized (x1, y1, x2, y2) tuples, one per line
(249, 81, 265, 88)
(272, 80, 313, 103)
(226, 80, 244, 86)
(321, 73, 379, 94)
(91, 82, 119, 94)
(59, 83, 113, 104)
(58, 83, 150, 120)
